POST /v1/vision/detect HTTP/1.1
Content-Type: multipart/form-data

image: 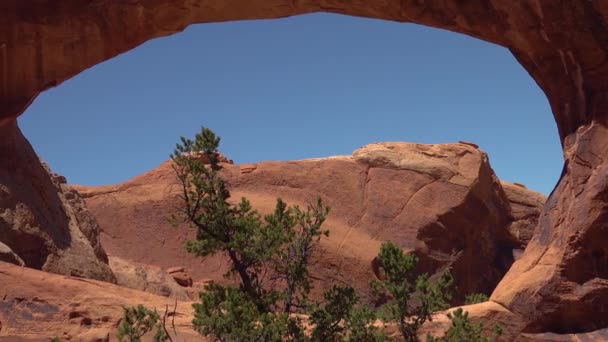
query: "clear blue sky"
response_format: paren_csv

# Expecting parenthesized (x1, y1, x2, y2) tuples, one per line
(20, 13, 561, 195)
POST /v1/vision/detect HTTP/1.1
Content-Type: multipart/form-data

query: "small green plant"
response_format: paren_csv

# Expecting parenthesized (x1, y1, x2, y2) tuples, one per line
(426, 308, 502, 342)
(308, 284, 388, 341)
(464, 293, 489, 305)
(372, 241, 454, 342)
(51, 338, 61, 342)
(117, 304, 169, 342)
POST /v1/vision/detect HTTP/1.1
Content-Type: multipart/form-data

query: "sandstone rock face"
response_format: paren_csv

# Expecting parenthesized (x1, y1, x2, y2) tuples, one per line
(492, 122, 608, 334)
(519, 329, 608, 342)
(0, 121, 115, 282)
(501, 181, 546, 249)
(76, 142, 542, 303)
(419, 301, 527, 341)
(109, 256, 191, 300)
(0, 261, 197, 341)
(3, 0, 608, 337)
(420, 301, 608, 342)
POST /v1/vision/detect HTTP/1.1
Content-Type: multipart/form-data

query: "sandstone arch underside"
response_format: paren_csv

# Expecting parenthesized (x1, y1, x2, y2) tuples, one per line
(2, 0, 608, 335)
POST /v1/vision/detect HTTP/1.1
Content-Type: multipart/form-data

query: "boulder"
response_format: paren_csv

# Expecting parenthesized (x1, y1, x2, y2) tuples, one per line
(109, 256, 191, 300)
(167, 266, 193, 287)
(0, 241, 24, 266)
(171, 271, 193, 288)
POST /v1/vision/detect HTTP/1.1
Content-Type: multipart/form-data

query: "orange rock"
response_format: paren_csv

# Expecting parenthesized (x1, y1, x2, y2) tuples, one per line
(172, 272, 193, 288)
(492, 122, 608, 333)
(239, 163, 258, 174)
(166, 266, 185, 274)
(0, 261, 198, 341)
(77, 142, 543, 303)
(109, 257, 192, 300)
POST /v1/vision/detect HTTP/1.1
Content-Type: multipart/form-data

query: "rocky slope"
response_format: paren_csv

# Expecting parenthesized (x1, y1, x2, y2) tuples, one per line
(0, 261, 197, 342)
(75, 142, 545, 303)
(2, 261, 606, 342)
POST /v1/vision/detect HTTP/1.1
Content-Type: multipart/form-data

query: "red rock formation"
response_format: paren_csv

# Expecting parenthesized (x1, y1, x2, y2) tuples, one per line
(3, 260, 604, 341)
(0, 261, 197, 341)
(501, 181, 546, 249)
(75, 142, 542, 303)
(2, 1, 607, 141)
(2, 0, 608, 337)
(0, 120, 114, 282)
(492, 122, 608, 334)
(109, 256, 192, 300)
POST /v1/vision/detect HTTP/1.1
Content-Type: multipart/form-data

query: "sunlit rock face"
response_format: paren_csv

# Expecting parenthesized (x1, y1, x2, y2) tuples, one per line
(492, 122, 608, 334)
(2, 0, 608, 337)
(75, 142, 546, 305)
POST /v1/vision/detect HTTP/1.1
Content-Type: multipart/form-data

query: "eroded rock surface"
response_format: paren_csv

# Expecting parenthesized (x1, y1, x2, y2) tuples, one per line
(0, 261, 196, 341)
(0, 121, 114, 282)
(501, 181, 546, 249)
(492, 122, 608, 334)
(420, 301, 608, 342)
(109, 256, 192, 300)
(75, 142, 542, 303)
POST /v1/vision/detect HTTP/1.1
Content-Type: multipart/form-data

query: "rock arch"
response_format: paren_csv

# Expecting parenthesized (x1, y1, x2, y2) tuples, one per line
(2, 0, 608, 335)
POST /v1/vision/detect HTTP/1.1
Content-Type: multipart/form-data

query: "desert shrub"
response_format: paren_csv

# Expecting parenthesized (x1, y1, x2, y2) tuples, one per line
(464, 293, 489, 305)
(308, 284, 388, 341)
(425, 308, 502, 342)
(117, 304, 169, 342)
(371, 241, 454, 342)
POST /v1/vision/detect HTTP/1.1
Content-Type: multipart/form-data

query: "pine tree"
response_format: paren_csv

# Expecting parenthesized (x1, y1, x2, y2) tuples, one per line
(171, 127, 339, 340)
(371, 241, 454, 342)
